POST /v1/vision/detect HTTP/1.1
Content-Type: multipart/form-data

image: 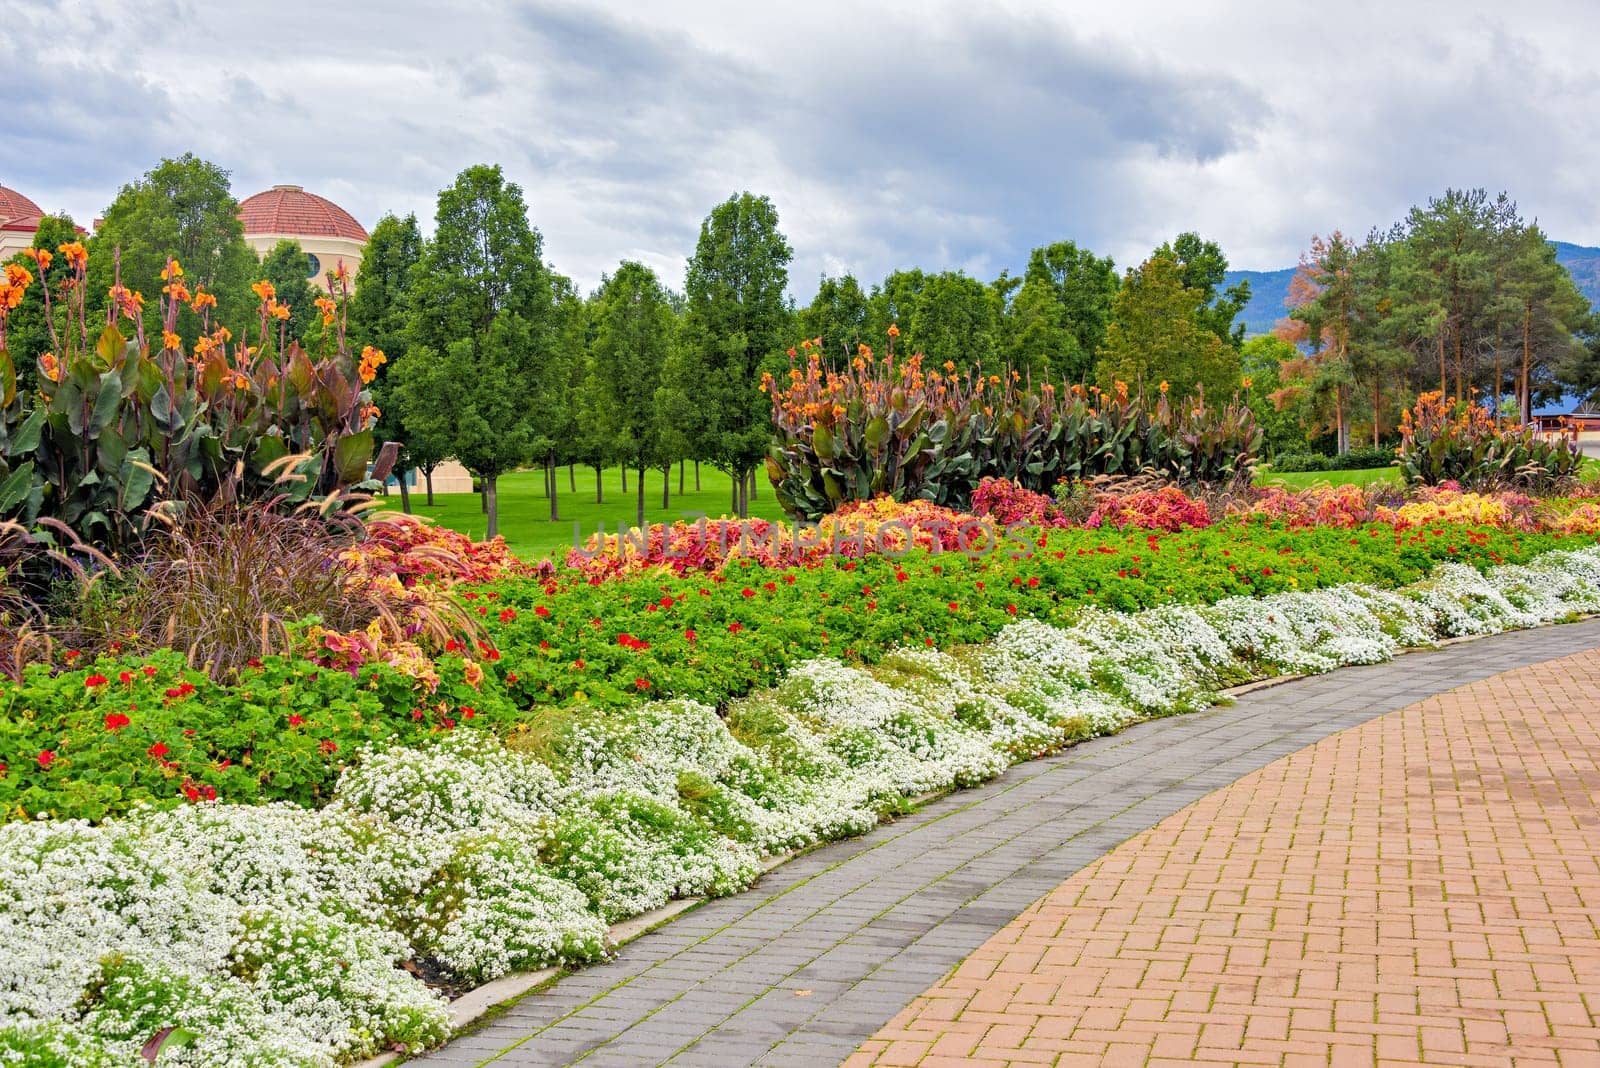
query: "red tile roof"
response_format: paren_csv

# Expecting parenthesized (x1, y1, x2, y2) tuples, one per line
(237, 185, 368, 242)
(0, 185, 44, 229)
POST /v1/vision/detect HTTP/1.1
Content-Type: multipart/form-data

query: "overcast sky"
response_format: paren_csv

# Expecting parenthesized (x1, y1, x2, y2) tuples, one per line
(7, 0, 1600, 298)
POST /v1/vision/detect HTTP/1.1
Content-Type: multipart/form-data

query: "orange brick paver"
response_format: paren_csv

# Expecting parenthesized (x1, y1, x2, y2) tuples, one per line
(847, 649, 1600, 1066)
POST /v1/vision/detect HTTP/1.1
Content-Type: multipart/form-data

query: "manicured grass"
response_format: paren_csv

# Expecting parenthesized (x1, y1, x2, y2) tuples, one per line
(373, 465, 787, 561)
(1255, 467, 1402, 490)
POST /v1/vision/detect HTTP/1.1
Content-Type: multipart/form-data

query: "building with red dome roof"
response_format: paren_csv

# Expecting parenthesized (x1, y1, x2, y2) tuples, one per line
(0, 184, 47, 261)
(237, 185, 369, 291)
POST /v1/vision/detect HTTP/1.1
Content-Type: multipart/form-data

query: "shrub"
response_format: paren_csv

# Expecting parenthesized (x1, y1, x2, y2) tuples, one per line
(1272, 444, 1396, 473)
(765, 345, 1262, 520)
(1087, 486, 1213, 532)
(970, 477, 1069, 528)
(1397, 392, 1581, 491)
(49, 501, 481, 680)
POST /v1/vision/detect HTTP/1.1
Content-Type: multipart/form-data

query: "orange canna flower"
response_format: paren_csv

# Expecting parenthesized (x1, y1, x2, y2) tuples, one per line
(1158, 380, 1169, 394)
(270, 301, 291, 321)
(56, 242, 87, 270)
(190, 287, 217, 312)
(162, 331, 182, 351)
(39, 352, 60, 381)
(251, 280, 277, 302)
(22, 247, 51, 271)
(887, 323, 900, 338)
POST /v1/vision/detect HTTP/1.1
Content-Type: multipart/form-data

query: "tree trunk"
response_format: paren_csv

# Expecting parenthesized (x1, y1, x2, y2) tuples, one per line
(1335, 385, 1348, 455)
(636, 463, 646, 530)
(397, 469, 412, 514)
(678, 459, 685, 496)
(1454, 329, 1464, 404)
(1494, 347, 1503, 421)
(485, 474, 499, 539)
(1522, 302, 1534, 425)
(748, 468, 758, 501)
(661, 464, 670, 509)
(1438, 330, 1448, 398)
(548, 453, 559, 522)
(694, 460, 701, 491)
(731, 473, 739, 516)
(621, 465, 628, 494)
(568, 463, 576, 493)
(1372, 379, 1381, 449)
(424, 468, 435, 507)
(594, 464, 603, 504)
(480, 484, 487, 513)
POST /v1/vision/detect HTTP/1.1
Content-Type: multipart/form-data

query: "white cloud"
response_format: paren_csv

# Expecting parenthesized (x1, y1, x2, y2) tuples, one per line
(4, 0, 1599, 299)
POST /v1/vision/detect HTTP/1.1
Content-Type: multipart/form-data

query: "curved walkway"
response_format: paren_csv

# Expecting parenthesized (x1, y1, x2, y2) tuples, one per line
(850, 645, 1600, 1067)
(413, 620, 1600, 1068)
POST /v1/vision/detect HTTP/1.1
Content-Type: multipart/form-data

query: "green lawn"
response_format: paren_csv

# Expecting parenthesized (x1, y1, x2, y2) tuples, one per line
(1254, 467, 1402, 490)
(373, 465, 787, 562)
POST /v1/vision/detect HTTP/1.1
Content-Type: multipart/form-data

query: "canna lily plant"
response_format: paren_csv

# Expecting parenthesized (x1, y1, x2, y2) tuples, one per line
(764, 329, 1262, 521)
(0, 243, 384, 552)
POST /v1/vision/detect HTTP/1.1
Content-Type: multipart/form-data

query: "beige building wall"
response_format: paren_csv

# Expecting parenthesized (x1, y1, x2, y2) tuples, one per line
(244, 233, 367, 292)
(0, 230, 35, 261)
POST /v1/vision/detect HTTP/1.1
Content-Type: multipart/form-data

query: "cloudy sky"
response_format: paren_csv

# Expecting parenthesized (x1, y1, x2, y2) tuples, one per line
(6, 0, 1600, 298)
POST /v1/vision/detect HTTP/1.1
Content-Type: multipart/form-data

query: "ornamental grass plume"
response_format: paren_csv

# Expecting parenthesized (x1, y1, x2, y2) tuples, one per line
(65, 500, 481, 680)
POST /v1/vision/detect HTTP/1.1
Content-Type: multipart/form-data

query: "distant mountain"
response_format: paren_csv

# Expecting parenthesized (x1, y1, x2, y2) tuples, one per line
(1223, 241, 1600, 337)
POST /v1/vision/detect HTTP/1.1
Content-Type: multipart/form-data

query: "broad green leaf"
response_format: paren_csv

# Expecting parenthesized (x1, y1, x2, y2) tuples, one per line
(333, 430, 374, 486)
(0, 461, 33, 515)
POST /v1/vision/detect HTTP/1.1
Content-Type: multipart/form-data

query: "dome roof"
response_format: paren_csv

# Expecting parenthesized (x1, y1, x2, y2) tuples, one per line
(0, 184, 44, 231)
(237, 184, 368, 242)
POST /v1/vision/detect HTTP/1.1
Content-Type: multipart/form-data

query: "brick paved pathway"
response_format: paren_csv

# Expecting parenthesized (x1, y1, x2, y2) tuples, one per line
(414, 620, 1600, 1067)
(850, 647, 1600, 1067)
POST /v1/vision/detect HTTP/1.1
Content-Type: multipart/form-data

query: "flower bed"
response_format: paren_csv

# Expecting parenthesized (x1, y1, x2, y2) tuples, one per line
(2, 518, 1573, 821)
(4, 543, 1600, 1063)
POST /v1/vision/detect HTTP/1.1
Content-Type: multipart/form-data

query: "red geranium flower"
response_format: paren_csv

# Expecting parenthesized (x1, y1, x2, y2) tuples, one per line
(534, 605, 550, 617)
(104, 712, 131, 732)
(498, 608, 517, 623)
(288, 714, 304, 727)
(37, 750, 56, 769)
(85, 674, 108, 687)
(728, 622, 744, 634)
(685, 629, 698, 644)
(141, 665, 157, 677)
(147, 742, 169, 759)
(319, 739, 338, 755)
(117, 671, 133, 685)
(741, 588, 755, 598)
(635, 677, 651, 690)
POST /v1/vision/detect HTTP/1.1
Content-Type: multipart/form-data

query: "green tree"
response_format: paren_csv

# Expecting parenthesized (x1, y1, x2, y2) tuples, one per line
(1004, 240, 1118, 381)
(671, 192, 792, 518)
(403, 164, 558, 537)
(1396, 188, 1518, 399)
(1241, 335, 1313, 456)
(86, 154, 258, 334)
(1500, 224, 1589, 422)
(864, 269, 1000, 370)
(1096, 255, 1239, 401)
(1, 214, 81, 395)
(259, 239, 316, 342)
(588, 262, 675, 527)
(1155, 232, 1251, 348)
(349, 213, 428, 502)
(798, 274, 869, 361)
